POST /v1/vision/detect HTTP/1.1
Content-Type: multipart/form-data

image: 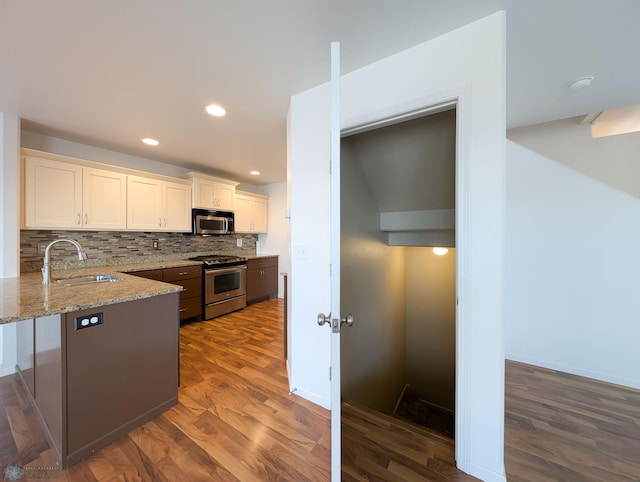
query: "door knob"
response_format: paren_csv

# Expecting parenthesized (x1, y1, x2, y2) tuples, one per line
(317, 312, 331, 326)
(341, 314, 354, 327)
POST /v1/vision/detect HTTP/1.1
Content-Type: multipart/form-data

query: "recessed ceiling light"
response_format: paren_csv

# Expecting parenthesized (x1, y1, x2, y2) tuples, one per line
(250, 171, 260, 176)
(568, 76, 595, 90)
(142, 138, 159, 146)
(206, 104, 226, 117)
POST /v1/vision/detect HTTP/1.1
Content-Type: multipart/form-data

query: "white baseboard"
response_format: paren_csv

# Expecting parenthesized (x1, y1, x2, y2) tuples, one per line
(287, 384, 330, 410)
(0, 365, 17, 377)
(505, 353, 640, 390)
(463, 461, 506, 482)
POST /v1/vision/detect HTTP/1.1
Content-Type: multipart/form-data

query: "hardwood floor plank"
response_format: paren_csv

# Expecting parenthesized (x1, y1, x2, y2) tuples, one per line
(4, 301, 637, 480)
(505, 360, 640, 481)
(341, 399, 474, 481)
(0, 299, 329, 481)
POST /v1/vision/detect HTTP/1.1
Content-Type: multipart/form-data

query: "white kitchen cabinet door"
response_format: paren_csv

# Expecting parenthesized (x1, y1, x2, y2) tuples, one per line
(24, 156, 83, 229)
(234, 194, 252, 232)
(193, 178, 216, 209)
(126, 175, 163, 231)
(82, 168, 127, 230)
(252, 196, 268, 233)
(216, 182, 235, 211)
(234, 192, 268, 233)
(192, 177, 235, 211)
(163, 181, 192, 232)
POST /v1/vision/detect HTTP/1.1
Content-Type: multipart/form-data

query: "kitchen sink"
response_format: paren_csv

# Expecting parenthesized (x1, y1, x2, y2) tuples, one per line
(57, 274, 124, 286)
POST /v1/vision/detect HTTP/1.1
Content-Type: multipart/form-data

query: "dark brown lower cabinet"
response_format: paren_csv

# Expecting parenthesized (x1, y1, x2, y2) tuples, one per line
(246, 256, 278, 304)
(130, 265, 202, 322)
(25, 294, 179, 469)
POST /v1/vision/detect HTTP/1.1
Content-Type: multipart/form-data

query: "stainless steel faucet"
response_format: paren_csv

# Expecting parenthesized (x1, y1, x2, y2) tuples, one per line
(42, 238, 88, 285)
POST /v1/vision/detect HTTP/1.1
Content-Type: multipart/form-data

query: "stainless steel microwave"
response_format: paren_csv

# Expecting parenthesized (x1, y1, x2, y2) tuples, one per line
(192, 209, 234, 235)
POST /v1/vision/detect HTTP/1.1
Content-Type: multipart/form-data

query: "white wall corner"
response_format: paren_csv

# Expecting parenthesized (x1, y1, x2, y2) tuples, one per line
(0, 112, 21, 377)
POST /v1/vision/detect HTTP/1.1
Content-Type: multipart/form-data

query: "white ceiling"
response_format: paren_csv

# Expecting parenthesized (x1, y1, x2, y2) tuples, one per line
(1, 0, 639, 185)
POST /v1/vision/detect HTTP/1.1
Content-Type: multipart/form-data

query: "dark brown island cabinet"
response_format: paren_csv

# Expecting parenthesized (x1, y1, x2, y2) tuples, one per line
(130, 265, 202, 322)
(246, 256, 278, 304)
(16, 293, 179, 468)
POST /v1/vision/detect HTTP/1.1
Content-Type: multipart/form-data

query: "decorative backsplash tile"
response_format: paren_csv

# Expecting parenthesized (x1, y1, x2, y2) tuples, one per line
(20, 230, 257, 273)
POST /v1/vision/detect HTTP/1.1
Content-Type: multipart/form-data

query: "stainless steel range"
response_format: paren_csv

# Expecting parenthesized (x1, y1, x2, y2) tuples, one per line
(189, 255, 247, 319)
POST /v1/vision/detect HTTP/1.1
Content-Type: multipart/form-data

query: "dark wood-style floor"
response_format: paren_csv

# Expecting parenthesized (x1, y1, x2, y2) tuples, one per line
(0, 299, 331, 481)
(504, 360, 640, 481)
(1, 302, 640, 481)
(341, 399, 475, 481)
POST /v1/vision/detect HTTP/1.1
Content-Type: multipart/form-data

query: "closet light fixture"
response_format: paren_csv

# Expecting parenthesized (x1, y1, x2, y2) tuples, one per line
(432, 247, 449, 256)
(206, 104, 226, 117)
(142, 138, 159, 146)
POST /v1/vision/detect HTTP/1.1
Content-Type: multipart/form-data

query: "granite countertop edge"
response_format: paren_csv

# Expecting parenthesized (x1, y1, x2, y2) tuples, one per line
(0, 268, 185, 325)
(2, 253, 280, 325)
(0, 282, 181, 324)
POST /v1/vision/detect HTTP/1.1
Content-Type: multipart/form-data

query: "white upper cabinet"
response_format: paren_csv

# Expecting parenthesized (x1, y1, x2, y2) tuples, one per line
(82, 168, 127, 230)
(127, 175, 191, 232)
(23, 151, 192, 233)
(163, 181, 192, 232)
(126, 176, 163, 230)
(25, 157, 82, 229)
(185, 173, 237, 211)
(24, 157, 126, 230)
(234, 191, 268, 233)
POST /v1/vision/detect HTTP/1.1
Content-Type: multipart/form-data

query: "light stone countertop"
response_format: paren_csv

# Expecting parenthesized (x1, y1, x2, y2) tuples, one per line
(0, 266, 188, 325)
(1, 255, 279, 325)
(245, 254, 279, 260)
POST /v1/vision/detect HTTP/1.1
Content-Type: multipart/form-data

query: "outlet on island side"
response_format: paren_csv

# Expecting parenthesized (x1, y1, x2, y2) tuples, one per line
(153, 240, 159, 250)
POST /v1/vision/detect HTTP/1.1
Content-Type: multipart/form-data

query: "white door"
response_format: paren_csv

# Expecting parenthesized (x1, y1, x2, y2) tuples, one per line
(330, 42, 342, 481)
(313, 42, 344, 480)
(327, 42, 345, 481)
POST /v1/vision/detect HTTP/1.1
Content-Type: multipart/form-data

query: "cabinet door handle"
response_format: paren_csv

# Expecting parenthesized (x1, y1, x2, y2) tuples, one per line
(163, 218, 167, 227)
(179, 308, 188, 312)
(177, 271, 188, 276)
(159, 218, 162, 227)
(84, 214, 88, 224)
(76, 213, 81, 224)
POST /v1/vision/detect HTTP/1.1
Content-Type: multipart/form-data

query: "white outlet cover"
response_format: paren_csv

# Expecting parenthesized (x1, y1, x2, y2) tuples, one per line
(293, 244, 308, 259)
(236, 238, 242, 247)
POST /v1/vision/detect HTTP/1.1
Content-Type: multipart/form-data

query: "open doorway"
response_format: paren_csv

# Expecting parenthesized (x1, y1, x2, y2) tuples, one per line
(339, 107, 458, 476)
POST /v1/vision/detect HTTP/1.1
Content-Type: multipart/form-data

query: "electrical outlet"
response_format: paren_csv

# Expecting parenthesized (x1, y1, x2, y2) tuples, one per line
(153, 240, 159, 250)
(37, 242, 48, 254)
(236, 238, 242, 247)
(75, 312, 103, 330)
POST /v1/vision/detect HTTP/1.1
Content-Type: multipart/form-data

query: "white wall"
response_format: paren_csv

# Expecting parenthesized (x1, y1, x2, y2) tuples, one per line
(0, 112, 21, 376)
(405, 247, 456, 411)
(288, 84, 332, 406)
(288, 12, 506, 481)
(506, 139, 640, 388)
(22, 130, 192, 178)
(508, 118, 640, 199)
(257, 181, 289, 298)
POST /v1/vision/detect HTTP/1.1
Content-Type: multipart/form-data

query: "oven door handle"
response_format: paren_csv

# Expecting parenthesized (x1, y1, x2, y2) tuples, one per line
(204, 265, 247, 277)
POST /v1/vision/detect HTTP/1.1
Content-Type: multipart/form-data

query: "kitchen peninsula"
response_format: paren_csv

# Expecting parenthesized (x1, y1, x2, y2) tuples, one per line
(0, 269, 183, 468)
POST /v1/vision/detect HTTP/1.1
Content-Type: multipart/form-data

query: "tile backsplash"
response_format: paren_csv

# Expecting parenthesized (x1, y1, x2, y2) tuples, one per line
(20, 230, 257, 273)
